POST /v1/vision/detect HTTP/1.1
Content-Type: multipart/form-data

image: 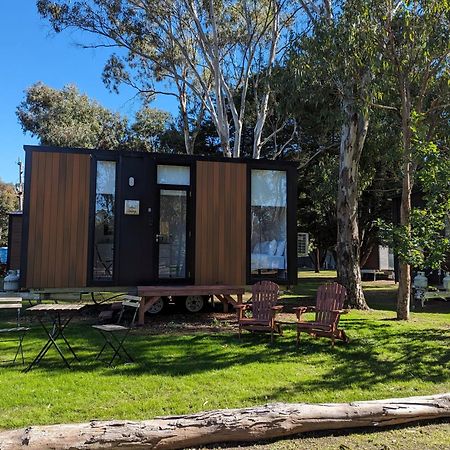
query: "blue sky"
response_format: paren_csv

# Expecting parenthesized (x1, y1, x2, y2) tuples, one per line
(0, 3, 177, 184)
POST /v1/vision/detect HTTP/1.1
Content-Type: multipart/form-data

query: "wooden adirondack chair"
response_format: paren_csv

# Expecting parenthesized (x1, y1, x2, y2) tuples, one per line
(235, 281, 283, 343)
(294, 282, 349, 347)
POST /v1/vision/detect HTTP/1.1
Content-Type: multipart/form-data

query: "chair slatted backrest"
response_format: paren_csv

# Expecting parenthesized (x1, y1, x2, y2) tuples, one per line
(315, 283, 346, 327)
(117, 295, 142, 326)
(251, 281, 279, 322)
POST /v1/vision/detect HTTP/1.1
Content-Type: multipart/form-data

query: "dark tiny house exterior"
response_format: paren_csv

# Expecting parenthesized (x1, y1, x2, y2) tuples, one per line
(19, 145, 298, 289)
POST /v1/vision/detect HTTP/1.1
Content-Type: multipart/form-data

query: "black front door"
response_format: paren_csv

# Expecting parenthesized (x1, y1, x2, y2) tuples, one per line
(117, 155, 155, 285)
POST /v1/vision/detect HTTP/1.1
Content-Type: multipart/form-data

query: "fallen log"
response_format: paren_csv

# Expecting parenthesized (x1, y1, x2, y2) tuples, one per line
(0, 394, 449, 449)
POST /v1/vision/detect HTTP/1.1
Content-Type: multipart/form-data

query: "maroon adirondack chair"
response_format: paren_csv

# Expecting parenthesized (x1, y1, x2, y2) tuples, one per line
(294, 282, 349, 347)
(235, 281, 283, 342)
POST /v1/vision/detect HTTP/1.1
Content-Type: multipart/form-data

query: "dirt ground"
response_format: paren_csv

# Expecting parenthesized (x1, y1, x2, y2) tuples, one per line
(211, 420, 450, 450)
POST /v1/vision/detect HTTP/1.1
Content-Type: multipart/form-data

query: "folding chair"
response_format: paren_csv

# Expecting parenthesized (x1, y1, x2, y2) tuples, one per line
(0, 297, 30, 365)
(92, 295, 141, 366)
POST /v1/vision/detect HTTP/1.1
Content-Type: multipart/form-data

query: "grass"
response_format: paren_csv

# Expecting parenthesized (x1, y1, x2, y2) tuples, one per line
(0, 270, 449, 447)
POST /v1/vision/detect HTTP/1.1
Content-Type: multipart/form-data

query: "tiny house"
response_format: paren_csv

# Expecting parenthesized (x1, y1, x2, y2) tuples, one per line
(361, 245, 394, 280)
(19, 145, 298, 289)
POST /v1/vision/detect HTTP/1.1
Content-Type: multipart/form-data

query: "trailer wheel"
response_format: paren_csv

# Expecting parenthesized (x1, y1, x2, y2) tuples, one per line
(146, 297, 167, 315)
(183, 295, 206, 313)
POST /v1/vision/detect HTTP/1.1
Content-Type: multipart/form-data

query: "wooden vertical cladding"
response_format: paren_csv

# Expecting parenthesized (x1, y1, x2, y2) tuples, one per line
(7, 214, 23, 270)
(195, 161, 247, 285)
(26, 151, 90, 288)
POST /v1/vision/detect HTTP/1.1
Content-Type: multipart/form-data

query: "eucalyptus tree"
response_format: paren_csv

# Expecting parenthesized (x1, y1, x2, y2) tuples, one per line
(378, 0, 450, 319)
(290, 0, 386, 308)
(37, 0, 302, 158)
(17, 82, 129, 149)
(17, 82, 171, 151)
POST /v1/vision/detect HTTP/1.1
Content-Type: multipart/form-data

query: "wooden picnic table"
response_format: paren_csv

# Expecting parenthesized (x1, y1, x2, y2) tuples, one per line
(137, 285, 245, 325)
(24, 303, 86, 372)
(22, 289, 127, 305)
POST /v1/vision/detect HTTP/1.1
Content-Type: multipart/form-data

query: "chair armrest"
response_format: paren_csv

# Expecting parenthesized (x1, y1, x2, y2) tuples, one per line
(316, 309, 348, 314)
(271, 305, 283, 315)
(293, 306, 315, 319)
(235, 303, 251, 320)
(234, 304, 251, 310)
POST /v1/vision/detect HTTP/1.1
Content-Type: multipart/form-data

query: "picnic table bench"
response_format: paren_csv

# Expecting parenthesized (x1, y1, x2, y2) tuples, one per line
(24, 289, 127, 305)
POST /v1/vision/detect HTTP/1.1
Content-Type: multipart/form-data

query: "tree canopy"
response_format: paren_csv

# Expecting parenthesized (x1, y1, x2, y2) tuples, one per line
(37, 0, 304, 158)
(17, 82, 172, 151)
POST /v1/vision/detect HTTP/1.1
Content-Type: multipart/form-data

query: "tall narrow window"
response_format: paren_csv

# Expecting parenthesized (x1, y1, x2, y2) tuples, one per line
(251, 169, 287, 279)
(158, 190, 187, 278)
(93, 161, 116, 281)
(157, 165, 190, 279)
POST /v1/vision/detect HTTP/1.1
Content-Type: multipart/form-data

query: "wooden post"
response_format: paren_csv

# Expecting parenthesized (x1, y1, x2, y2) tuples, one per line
(138, 297, 146, 325)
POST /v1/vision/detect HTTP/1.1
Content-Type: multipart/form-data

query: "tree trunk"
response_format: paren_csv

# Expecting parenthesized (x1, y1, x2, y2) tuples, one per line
(315, 247, 320, 273)
(336, 97, 369, 309)
(0, 394, 448, 449)
(396, 79, 413, 320)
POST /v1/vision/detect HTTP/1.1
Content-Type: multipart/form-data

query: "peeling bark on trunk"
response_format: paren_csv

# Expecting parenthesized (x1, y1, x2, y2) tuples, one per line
(0, 394, 449, 449)
(336, 97, 369, 310)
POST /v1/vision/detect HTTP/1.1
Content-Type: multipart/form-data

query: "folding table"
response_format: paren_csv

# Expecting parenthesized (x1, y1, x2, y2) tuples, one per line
(24, 304, 86, 372)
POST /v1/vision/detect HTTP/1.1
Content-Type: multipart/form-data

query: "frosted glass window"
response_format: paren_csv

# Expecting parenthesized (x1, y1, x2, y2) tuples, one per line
(157, 165, 190, 185)
(96, 161, 116, 194)
(251, 170, 286, 207)
(251, 169, 287, 279)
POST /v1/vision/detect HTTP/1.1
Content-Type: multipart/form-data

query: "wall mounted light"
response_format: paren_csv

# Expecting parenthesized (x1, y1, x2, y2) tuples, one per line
(129, 177, 135, 187)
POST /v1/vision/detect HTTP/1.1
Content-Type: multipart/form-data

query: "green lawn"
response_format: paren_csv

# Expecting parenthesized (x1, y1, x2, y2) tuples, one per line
(0, 271, 449, 437)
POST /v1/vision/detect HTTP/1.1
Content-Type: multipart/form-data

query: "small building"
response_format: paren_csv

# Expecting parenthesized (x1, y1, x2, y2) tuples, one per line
(6, 211, 23, 271)
(361, 245, 394, 280)
(18, 145, 298, 290)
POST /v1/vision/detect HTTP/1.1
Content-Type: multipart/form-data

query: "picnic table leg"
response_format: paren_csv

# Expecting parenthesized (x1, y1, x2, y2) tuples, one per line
(138, 298, 146, 325)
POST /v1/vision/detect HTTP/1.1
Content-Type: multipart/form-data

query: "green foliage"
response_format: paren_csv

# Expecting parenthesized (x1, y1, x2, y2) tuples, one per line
(17, 82, 129, 149)
(0, 181, 18, 247)
(128, 107, 172, 152)
(16, 82, 172, 152)
(378, 114, 450, 270)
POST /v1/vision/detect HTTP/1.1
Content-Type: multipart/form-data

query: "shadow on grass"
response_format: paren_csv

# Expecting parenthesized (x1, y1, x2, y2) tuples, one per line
(251, 327, 450, 403)
(9, 314, 447, 397)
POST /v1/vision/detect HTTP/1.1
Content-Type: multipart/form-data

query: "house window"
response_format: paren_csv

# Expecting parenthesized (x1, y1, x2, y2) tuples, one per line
(93, 160, 116, 281)
(250, 169, 287, 279)
(157, 165, 190, 186)
(156, 165, 190, 279)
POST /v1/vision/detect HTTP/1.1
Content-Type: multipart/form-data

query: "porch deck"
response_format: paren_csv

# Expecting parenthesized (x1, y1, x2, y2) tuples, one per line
(137, 285, 245, 325)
